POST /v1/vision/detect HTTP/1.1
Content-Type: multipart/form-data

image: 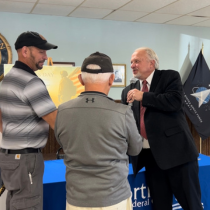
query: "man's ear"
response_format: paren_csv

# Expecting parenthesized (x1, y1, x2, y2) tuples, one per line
(150, 60, 155, 69)
(78, 74, 84, 86)
(109, 74, 115, 86)
(21, 46, 29, 58)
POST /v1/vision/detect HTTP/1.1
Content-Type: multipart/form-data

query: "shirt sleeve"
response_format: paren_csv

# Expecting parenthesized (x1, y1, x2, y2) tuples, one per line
(125, 107, 143, 156)
(54, 108, 63, 147)
(24, 77, 57, 118)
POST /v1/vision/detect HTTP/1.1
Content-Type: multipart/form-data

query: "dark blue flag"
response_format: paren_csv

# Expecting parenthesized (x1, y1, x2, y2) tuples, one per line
(183, 50, 210, 140)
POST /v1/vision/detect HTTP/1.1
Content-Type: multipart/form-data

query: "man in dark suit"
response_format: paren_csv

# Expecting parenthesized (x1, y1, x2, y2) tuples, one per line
(121, 47, 202, 210)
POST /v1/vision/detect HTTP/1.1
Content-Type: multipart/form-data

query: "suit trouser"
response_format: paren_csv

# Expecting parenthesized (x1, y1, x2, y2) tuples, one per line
(142, 149, 203, 210)
(66, 197, 133, 210)
(0, 152, 44, 210)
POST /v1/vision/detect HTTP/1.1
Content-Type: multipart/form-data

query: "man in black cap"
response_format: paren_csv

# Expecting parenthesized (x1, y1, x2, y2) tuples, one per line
(0, 31, 58, 210)
(54, 52, 142, 210)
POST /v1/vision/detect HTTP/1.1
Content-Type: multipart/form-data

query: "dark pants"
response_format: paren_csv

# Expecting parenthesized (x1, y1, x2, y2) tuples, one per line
(0, 152, 44, 210)
(142, 149, 203, 210)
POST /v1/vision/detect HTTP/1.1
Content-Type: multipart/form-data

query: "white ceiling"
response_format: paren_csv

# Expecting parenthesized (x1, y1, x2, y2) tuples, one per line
(1, 0, 210, 27)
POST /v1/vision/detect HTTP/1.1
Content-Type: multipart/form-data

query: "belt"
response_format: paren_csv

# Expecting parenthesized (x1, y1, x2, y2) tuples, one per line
(0, 148, 41, 154)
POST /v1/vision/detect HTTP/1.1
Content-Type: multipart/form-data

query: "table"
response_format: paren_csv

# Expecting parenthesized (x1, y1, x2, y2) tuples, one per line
(43, 154, 210, 210)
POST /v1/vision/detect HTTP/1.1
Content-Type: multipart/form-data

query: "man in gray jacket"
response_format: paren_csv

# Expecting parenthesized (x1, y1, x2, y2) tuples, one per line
(54, 52, 142, 210)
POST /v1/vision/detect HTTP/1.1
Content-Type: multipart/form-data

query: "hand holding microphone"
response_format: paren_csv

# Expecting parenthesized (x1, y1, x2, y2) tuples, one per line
(127, 78, 144, 105)
(128, 78, 138, 106)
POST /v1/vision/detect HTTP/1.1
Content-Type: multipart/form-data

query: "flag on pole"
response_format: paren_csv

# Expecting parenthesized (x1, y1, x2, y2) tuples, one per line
(183, 50, 210, 140)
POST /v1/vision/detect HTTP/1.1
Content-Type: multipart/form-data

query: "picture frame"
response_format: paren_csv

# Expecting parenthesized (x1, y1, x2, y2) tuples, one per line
(112, 64, 126, 87)
(53, 62, 75, 67)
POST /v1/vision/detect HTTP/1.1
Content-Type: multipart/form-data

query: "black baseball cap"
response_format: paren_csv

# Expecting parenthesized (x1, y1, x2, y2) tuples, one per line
(81, 52, 114, 74)
(15, 31, 58, 50)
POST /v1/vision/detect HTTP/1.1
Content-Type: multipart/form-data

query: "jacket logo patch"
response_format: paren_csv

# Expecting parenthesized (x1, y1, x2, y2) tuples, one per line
(86, 98, 94, 103)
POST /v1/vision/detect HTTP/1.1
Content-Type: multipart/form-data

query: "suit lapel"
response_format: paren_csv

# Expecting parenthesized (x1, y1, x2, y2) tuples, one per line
(132, 80, 140, 108)
(150, 69, 161, 92)
(131, 80, 140, 129)
(131, 70, 161, 175)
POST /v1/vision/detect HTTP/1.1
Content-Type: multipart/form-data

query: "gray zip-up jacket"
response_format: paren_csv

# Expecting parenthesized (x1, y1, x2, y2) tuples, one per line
(54, 91, 142, 207)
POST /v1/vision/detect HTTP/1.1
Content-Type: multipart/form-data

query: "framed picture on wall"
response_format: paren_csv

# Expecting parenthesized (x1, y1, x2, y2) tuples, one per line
(112, 64, 126, 87)
(53, 62, 75, 67)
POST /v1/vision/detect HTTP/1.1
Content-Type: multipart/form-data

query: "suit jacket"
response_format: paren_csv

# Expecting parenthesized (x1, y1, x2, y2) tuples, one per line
(121, 69, 198, 175)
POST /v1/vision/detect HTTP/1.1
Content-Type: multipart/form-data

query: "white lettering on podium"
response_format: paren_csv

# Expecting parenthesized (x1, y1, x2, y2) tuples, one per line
(132, 183, 151, 208)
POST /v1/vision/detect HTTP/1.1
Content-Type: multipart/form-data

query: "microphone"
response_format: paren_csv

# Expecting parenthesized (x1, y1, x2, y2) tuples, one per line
(130, 77, 138, 84)
(128, 77, 138, 106)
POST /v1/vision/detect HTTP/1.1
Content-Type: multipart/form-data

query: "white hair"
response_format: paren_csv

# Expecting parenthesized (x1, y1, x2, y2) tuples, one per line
(81, 65, 113, 83)
(136, 47, 159, 69)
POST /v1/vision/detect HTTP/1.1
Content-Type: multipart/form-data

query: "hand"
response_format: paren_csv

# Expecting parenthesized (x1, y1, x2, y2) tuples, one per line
(127, 89, 144, 103)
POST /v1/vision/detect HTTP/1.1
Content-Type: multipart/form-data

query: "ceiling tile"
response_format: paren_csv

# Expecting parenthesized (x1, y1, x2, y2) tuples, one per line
(155, 0, 210, 15)
(32, 4, 75, 16)
(119, 0, 177, 12)
(81, 0, 131, 10)
(0, 1, 34, 13)
(3, 0, 36, 2)
(193, 19, 210, 27)
(189, 5, 210, 17)
(166, 16, 210, 25)
(104, 10, 148, 21)
(39, 0, 84, 6)
(136, 13, 181, 23)
(0, 0, 210, 27)
(69, 7, 113, 19)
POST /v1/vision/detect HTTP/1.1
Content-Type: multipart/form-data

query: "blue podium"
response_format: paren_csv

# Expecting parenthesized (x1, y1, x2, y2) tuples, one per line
(43, 154, 210, 210)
